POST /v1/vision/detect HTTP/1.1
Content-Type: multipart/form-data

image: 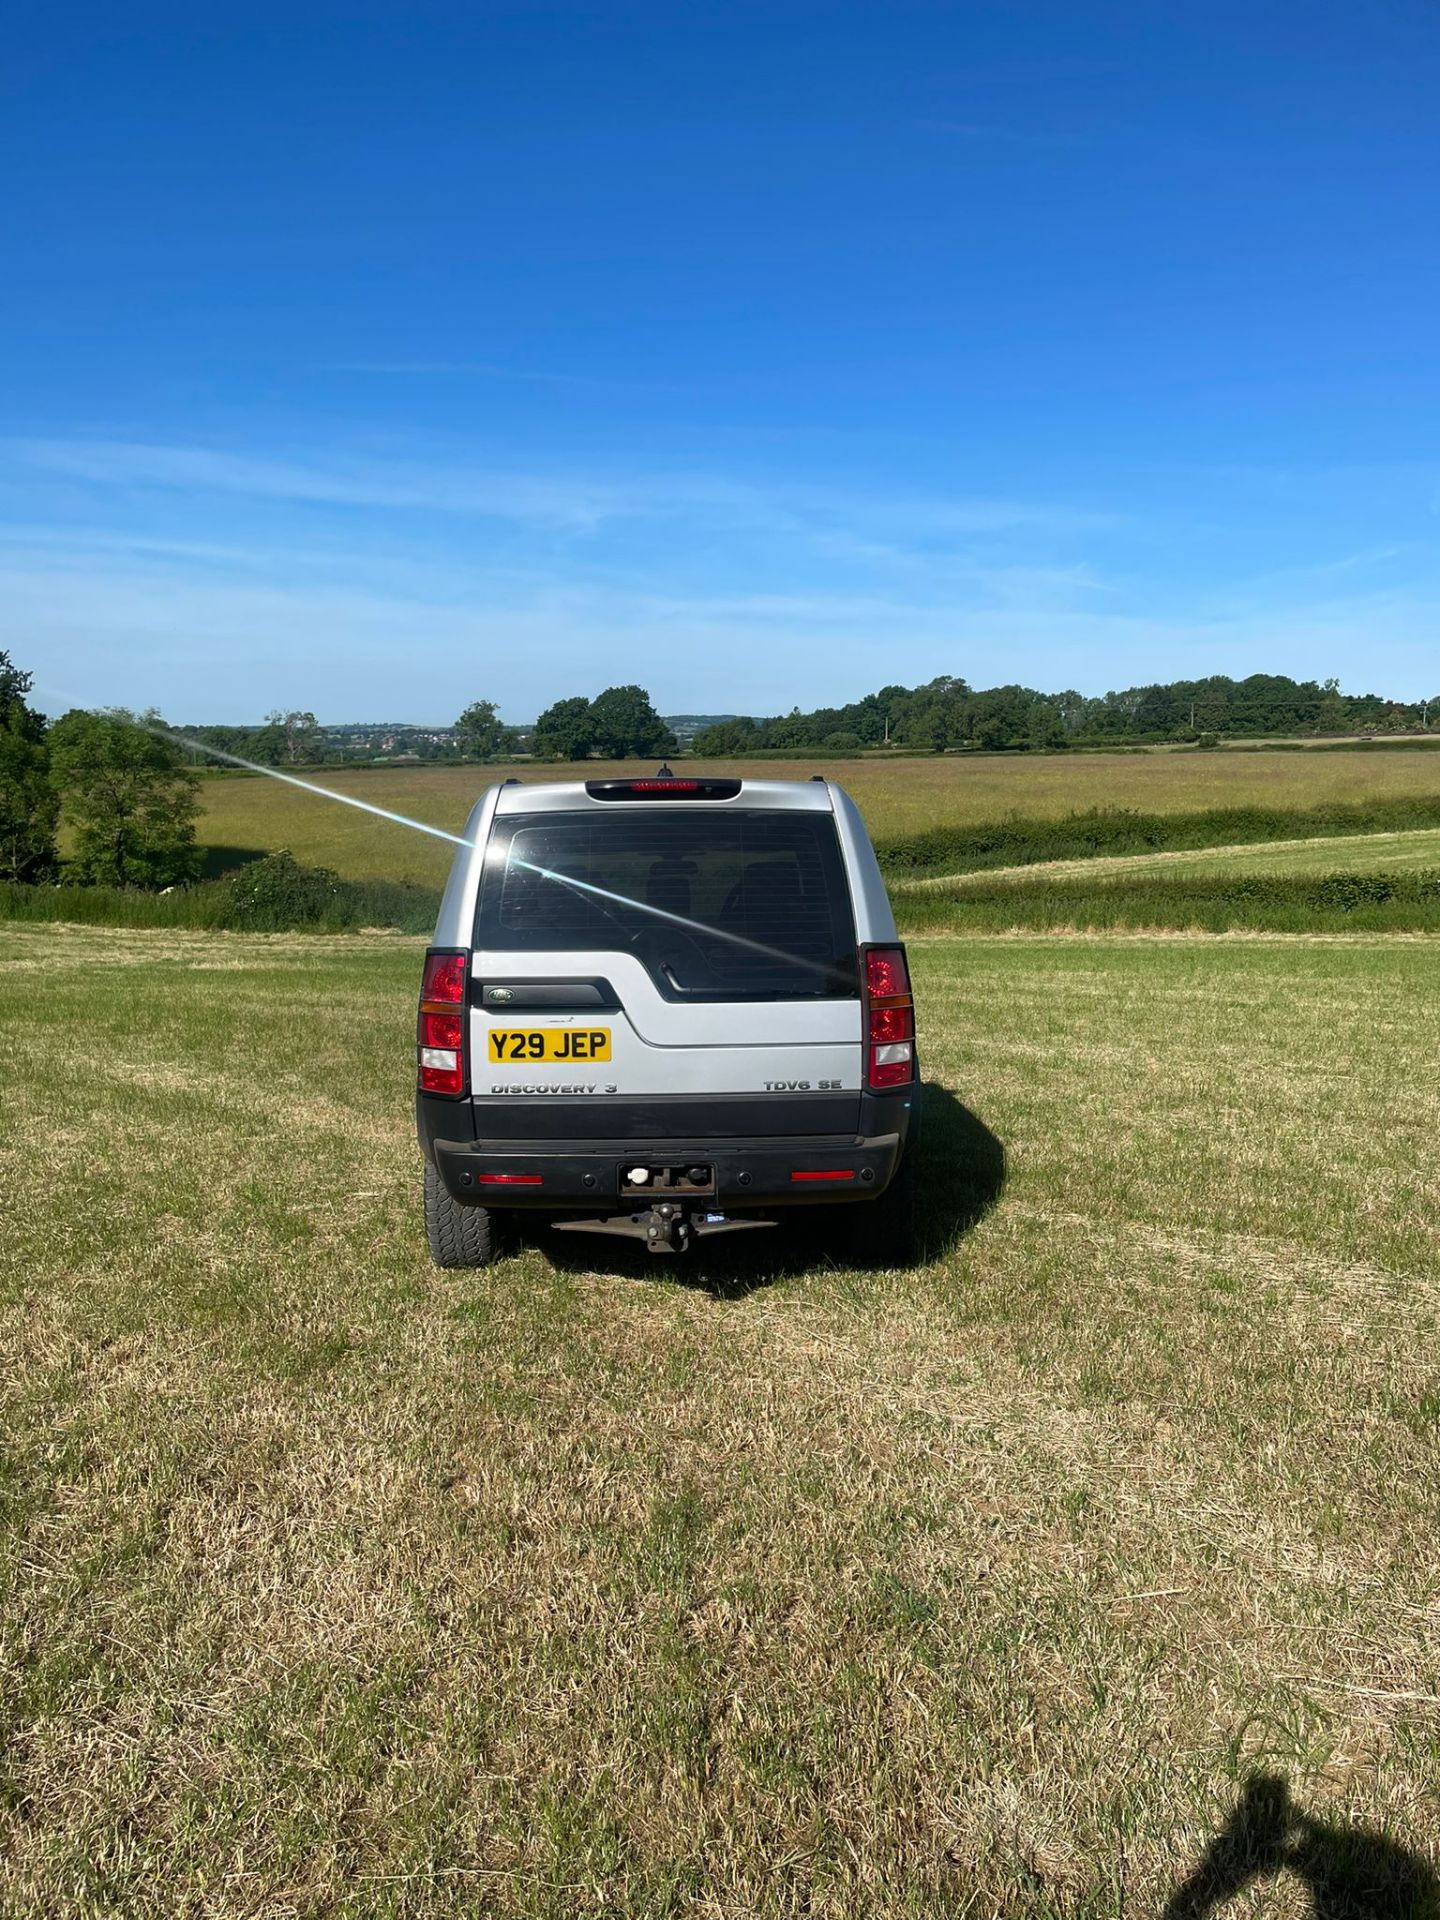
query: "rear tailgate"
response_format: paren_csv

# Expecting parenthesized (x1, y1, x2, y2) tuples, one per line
(470, 801, 864, 1134)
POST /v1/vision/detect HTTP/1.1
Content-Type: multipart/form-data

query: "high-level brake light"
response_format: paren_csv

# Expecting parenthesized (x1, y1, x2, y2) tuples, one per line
(863, 945, 915, 1091)
(584, 777, 742, 801)
(418, 949, 467, 1094)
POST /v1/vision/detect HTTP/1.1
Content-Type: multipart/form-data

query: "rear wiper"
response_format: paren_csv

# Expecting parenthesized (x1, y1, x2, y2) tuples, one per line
(660, 961, 708, 996)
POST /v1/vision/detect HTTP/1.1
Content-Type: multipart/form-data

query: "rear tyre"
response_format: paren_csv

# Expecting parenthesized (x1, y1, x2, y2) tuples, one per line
(424, 1159, 497, 1268)
(849, 1149, 918, 1268)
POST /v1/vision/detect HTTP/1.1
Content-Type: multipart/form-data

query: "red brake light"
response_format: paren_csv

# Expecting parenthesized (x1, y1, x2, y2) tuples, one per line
(869, 1003, 914, 1045)
(790, 1168, 856, 1183)
(419, 950, 467, 1094)
(421, 951, 466, 1006)
(584, 778, 742, 801)
(421, 1011, 462, 1051)
(866, 948, 911, 1001)
(864, 945, 915, 1091)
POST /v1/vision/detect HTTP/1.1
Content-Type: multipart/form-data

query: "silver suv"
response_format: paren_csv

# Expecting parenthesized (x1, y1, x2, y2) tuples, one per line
(416, 771, 919, 1263)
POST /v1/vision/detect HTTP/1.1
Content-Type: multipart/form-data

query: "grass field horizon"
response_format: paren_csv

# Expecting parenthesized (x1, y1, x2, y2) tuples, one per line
(3, 919, 1439, 1915)
(186, 748, 1440, 889)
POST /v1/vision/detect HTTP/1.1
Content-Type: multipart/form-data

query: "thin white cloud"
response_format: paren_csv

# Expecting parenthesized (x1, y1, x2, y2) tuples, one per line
(0, 435, 1121, 549)
(8, 536, 1440, 721)
(5, 437, 636, 532)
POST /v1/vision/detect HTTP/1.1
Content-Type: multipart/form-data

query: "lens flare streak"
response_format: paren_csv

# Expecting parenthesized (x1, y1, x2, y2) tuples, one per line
(504, 856, 834, 975)
(73, 709, 832, 976)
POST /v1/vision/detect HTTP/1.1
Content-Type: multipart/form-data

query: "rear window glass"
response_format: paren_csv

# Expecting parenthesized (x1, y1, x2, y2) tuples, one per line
(476, 809, 858, 999)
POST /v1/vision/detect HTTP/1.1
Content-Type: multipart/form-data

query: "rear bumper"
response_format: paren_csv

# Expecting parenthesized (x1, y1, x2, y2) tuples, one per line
(428, 1130, 906, 1211)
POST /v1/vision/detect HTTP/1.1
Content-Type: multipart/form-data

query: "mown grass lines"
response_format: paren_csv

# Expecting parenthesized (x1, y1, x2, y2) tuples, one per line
(1, 924, 1437, 1916)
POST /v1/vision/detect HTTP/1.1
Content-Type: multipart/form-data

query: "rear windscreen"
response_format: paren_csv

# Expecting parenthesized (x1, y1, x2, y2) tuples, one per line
(476, 809, 859, 1000)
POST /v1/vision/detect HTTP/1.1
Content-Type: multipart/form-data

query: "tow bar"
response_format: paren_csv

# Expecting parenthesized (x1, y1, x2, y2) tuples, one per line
(552, 1203, 775, 1253)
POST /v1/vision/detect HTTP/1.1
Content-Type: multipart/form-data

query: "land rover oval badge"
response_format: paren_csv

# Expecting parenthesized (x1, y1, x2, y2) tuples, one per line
(488, 987, 515, 1004)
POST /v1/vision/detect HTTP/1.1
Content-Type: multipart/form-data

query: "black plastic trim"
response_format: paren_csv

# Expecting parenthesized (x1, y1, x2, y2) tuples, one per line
(430, 1130, 906, 1210)
(470, 1090, 863, 1140)
(472, 975, 621, 1012)
(417, 1086, 918, 1159)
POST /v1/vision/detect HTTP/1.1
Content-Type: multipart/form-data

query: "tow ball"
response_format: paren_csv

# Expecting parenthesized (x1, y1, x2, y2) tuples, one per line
(643, 1201, 690, 1254)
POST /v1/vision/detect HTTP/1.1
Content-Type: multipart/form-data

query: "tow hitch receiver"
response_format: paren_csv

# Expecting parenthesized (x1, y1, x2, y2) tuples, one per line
(552, 1204, 776, 1253)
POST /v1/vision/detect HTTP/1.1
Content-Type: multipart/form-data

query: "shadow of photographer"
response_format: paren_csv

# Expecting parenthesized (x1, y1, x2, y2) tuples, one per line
(1165, 1773, 1438, 1919)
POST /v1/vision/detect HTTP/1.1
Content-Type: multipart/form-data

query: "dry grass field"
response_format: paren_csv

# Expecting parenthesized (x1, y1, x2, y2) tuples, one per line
(3, 922, 1439, 1917)
(193, 748, 1440, 887)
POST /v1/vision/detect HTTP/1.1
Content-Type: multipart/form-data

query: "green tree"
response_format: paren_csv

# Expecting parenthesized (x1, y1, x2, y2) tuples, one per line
(454, 698, 516, 762)
(533, 695, 596, 761)
(1317, 677, 1348, 734)
(262, 709, 321, 765)
(0, 649, 59, 882)
(588, 684, 676, 760)
(1026, 699, 1067, 750)
(48, 709, 201, 887)
(691, 716, 761, 755)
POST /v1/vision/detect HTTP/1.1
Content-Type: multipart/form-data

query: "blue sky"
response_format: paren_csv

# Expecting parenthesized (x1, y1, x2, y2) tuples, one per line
(4, 0, 1438, 722)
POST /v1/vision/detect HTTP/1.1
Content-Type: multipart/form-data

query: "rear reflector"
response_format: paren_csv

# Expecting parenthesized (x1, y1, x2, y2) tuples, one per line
(870, 1057, 912, 1089)
(790, 1168, 856, 1183)
(585, 778, 742, 801)
(478, 1172, 543, 1186)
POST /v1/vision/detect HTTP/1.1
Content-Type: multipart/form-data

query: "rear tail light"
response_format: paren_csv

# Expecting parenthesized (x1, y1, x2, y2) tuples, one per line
(863, 945, 915, 1091)
(418, 949, 467, 1094)
(421, 951, 466, 1004)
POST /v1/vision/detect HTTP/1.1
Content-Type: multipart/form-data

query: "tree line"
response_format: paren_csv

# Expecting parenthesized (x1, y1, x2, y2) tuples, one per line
(172, 686, 677, 766)
(690, 672, 1440, 754)
(0, 655, 684, 892)
(7, 640, 1438, 895)
(1, 652, 202, 887)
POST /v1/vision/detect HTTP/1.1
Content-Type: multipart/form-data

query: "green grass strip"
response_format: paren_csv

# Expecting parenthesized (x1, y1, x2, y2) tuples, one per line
(872, 796, 1440, 878)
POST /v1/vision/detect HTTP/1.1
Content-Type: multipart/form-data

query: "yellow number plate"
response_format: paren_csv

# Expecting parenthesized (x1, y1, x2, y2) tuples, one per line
(487, 1027, 612, 1065)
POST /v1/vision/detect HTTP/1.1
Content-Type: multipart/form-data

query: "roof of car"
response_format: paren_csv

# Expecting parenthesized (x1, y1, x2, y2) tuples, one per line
(491, 776, 838, 815)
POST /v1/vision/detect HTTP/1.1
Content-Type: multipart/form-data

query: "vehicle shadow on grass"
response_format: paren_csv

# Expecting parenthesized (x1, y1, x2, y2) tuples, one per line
(531, 1083, 1005, 1301)
(1164, 1773, 1439, 1919)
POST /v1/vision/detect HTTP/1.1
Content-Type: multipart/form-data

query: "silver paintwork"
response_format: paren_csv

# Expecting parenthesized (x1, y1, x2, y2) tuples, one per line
(826, 782, 898, 944)
(432, 783, 502, 951)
